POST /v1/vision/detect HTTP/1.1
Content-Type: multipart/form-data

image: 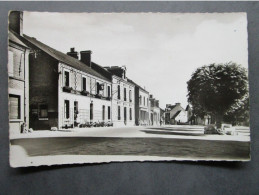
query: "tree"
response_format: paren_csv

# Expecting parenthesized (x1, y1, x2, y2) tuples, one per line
(187, 62, 248, 128)
(224, 95, 249, 126)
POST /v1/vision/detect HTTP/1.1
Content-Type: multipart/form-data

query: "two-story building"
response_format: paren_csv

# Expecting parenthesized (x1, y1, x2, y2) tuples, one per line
(22, 35, 112, 130)
(8, 11, 31, 135)
(104, 66, 135, 127)
(127, 79, 150, 126)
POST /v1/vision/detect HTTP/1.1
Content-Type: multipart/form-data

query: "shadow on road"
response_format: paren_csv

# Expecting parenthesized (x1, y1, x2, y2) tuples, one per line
(141, 130, 204, 136)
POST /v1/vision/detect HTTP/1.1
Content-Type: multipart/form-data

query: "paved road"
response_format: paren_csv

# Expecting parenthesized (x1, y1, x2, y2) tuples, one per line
(10, 125, 250, 160)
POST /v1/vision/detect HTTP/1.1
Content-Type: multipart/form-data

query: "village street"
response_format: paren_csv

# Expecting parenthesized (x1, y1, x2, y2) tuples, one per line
(10, 125, 250, 166)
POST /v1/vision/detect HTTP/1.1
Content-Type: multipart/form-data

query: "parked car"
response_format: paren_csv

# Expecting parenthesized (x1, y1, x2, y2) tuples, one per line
(221, 124, 237, 135)
(204, 124, 219, 134)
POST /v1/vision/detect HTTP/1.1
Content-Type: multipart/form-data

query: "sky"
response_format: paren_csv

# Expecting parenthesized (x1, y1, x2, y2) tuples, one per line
(23, 12, 248, 109)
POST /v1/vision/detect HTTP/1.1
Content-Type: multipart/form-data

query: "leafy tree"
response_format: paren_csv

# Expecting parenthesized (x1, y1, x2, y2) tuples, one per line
(187, 62, 248, 128)
(224, 95, 249, 126)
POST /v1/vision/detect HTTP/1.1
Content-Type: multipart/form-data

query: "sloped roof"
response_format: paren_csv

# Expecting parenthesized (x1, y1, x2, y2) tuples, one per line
(127, 78, 148, 93)
(8, 30, 29, 48)
(22, 34, 110, 82)
(171, 110, 181, 119)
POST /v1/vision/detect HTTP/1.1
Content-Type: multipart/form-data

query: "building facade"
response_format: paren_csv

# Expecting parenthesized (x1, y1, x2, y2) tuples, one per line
(8, 11, 30, 135)
(104, 67, 135, 127)
(149, 95, 160, 126)
(22, 35, 113, 130)
(127, 79, 150, 126)
(8, 11, 164, 131)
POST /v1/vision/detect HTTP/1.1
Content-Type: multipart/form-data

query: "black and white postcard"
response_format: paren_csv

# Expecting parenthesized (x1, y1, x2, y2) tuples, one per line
(8, 12, 250, 167)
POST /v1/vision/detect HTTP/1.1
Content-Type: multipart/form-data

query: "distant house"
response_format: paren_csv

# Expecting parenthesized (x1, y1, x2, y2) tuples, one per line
(149, 95, 160, 126)
(165, 103, 188, 125)
(160, 108, 165, 125)
(185, 105, 214, 125)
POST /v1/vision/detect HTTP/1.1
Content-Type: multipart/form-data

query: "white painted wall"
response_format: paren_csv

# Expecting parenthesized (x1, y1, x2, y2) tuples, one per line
(58, 63, 112, 128)
(111, 76, 135, 127)
(175, 110, 188, 123)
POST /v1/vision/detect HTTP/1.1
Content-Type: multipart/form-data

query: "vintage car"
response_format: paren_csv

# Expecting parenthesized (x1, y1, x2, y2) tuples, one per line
(221, 124, 238, 135)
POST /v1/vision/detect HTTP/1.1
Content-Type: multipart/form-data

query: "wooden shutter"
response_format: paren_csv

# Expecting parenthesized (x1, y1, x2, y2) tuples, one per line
(9, 95, 20, 119)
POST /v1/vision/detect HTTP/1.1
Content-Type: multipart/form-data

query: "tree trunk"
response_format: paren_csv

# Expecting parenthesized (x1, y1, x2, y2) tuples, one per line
(215, 113, 223, 129)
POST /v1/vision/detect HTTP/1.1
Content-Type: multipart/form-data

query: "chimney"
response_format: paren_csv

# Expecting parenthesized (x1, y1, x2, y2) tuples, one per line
(80, 50, 92, 67)
(105, 66, 124, 78)
(149, 94, 153, 99)
(175, 103, 181, 106)
(9, 11, 23, 35)
(67, 48, 78, 59)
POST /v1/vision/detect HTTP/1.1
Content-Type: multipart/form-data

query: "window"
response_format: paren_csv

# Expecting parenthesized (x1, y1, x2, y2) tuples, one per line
(144, 97, 145, 106)
(129, 90, 132, 102)
(118, 106, 121, 120)
(64, 71, 70, 87)
(108, 86, 111, 97)
(108, 106, 111, 120)
(82, 77, 86, 91)
(64, 100, 70, 119)
(39, 104, 48, 118)
(124, 88, 127, 101)
(9, 95, 20, 119)
(90, 102, 93, 120)
(130, 108, 132, 120)
(102, 105, 105, 121)
(96, 82, 100, 94)
(139, 95, 142, 105)
(124, 107, 127, 121)
(147, 98, 149, 106)
(8, 51, 14, 76)
(74, 101, 78, 120)
(117, 85, 120, 99)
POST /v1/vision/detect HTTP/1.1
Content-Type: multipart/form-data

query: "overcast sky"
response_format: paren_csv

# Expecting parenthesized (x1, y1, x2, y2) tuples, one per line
(23, 12, 248, 109)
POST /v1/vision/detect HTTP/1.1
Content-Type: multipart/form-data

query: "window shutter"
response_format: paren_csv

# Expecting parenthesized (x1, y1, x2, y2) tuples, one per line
(8, 51, 14, 76)
(9, 95, 20, 119)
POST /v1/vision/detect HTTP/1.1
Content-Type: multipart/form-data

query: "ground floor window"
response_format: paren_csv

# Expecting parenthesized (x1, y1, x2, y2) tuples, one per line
(74, 101, 78, 120)
(118, 106, 121, 120)
(9, 94, 20, 119)
(90, 102, 93, 120)
(64, 100, 70, 119)
(39, 104, 48, 118)
(108, 106, 111, 120)
(102, 105, 105, 121)
(124, 107, 127, 121)
(130, 108, 132, 120)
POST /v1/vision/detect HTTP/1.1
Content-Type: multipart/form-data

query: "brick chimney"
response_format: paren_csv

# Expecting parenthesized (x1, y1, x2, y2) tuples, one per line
(105, 66, 125, 78)
(80, 50, 92, 67)
(9, 11, 23, 35)
(67, 48, 78, 59)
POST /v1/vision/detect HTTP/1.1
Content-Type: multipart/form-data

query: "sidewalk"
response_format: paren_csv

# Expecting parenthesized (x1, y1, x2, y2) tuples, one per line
(10, 125, 250, 142)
